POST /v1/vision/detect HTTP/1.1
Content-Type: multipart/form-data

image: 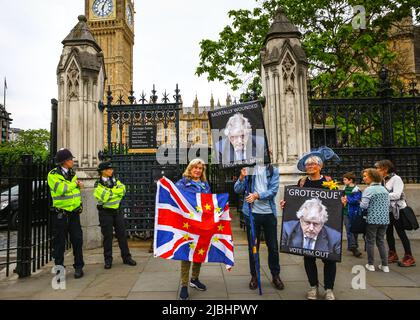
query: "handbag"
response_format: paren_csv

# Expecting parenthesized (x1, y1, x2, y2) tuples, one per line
(399, 206, 419, 231)
(350, 209, 367, 234)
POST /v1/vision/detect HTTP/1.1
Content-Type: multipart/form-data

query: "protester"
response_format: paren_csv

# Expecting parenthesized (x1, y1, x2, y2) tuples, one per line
(375, 160, 416, 267)
(175, 158, 211, 300)
(360, 168, 390, 272)
(341, 172, 362, 257)
(234, 164, 284, 291)
(281, 146, 340, 300)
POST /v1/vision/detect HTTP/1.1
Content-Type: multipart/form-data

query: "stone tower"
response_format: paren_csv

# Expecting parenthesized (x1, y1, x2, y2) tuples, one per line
(85, 0, 135, 99)
(261, 9, 311, 183)
(57, 15, 106, 169)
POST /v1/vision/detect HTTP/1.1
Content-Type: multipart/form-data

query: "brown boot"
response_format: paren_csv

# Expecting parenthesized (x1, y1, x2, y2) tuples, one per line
(388, 250, 399, 264)
(249, 275, 258, 290)
(398, 255, 416, 267)
(272, 275, 285, 290)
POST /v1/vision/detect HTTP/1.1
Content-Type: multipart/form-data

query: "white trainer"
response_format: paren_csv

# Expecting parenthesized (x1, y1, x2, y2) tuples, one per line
(306, 286, 319, 300)
(324, 289, 336, 300)
(365, 264, 375, 271)
(378, 265, 390, 273)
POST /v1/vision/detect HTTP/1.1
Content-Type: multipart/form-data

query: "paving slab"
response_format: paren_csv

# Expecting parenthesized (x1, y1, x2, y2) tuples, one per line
(375, 287, 420, 300)
(78, 273, 138, 298)
(131, 271, 180, 292)
(127, 291, 178, 300)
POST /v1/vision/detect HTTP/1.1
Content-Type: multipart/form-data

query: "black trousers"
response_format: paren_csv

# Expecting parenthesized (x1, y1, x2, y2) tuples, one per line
(245, 214, 280, 277)
(52, 210, 84, 269)
(304, 256, 336, 290)
(98, 208, 131, 263)
(386, 212, 412, 255)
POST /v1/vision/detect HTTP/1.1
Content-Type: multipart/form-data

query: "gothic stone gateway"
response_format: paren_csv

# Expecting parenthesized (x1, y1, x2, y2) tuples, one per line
(103, 85, 182, 239)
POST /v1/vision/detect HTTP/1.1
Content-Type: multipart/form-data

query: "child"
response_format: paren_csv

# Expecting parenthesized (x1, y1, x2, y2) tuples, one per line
(341, 172, 362, 257)
(360, 168, 390, 272)
(94, 162, 137, 269)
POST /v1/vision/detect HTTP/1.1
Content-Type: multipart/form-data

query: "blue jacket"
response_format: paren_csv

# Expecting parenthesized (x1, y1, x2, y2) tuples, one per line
(234, 165, 279, 217)
(345, 186, 362, 219)
(175, 177, 211, 194)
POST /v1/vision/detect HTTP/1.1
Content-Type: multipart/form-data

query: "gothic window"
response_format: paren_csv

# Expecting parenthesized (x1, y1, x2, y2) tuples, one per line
(282, 53, 296, 94)
(67, 61, 80, 99)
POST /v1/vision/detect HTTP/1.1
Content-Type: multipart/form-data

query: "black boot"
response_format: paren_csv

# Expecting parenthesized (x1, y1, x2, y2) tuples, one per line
(123, 257, 137, 266)
(74, 268, 84, 279)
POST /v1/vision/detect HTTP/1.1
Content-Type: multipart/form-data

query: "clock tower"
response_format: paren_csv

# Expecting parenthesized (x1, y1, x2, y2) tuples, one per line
(85, 0, 135, 100)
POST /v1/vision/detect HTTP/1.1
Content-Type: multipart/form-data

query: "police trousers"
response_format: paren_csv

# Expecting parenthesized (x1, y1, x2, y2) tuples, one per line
(52, 209, 84, 269)
(98, 208, 131, 263)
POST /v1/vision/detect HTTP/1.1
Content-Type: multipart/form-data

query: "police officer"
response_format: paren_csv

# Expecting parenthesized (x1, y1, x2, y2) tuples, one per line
(94, 162, 136, 269)
(48, 148, 84, 279)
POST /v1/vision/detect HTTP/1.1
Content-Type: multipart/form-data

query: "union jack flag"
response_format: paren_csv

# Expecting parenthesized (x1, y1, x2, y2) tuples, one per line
(154, 177, 234, 267)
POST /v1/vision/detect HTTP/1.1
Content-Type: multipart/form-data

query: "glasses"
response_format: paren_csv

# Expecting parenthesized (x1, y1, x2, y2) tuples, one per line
(301, 219, 322, 228)
(305, 162, 320, 167)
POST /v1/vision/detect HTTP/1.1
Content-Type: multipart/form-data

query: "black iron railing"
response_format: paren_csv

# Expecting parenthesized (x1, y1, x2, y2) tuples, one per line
(309, 68, 420, 183)
(0, 156, 54, 278)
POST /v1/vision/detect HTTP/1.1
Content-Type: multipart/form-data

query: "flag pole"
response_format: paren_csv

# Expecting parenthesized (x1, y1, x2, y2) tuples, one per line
(245, 171, 262, 295)
(3, 78, 6, 108)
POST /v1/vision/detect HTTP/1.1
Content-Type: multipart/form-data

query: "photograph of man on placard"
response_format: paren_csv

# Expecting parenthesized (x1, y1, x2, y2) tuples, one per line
(208, 101, 270, 169)
(280, 187, 344, 262)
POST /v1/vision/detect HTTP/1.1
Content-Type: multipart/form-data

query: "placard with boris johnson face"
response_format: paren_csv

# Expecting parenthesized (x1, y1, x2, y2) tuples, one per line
(280, 186, 344, 262)
(208, 101, 270, 169)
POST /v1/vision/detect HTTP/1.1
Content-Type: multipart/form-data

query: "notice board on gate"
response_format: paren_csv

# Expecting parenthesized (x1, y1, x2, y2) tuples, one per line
(128, 125, 157, 154)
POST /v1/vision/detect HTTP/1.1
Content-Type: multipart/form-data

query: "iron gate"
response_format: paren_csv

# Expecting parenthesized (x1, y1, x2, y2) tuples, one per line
(0, 156, 55, 278)
(103, 85, 182, 239)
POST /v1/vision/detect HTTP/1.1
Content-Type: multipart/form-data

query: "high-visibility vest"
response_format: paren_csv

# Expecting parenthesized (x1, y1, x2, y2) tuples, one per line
(94, 178, 126, 210)
(47, 167, 82, 212)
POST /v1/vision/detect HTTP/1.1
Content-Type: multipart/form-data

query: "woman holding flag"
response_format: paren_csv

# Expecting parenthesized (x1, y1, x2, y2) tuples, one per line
(175, 158, 211, 300)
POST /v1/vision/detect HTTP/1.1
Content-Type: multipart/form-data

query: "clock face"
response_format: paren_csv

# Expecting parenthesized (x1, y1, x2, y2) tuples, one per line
(92, 0, 114, 18)
(126, 5, 134, 27)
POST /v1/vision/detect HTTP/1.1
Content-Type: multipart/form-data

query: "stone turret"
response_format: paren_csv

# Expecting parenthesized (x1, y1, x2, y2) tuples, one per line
(261, 8, 310, 186)
(57, 15, 105, 169)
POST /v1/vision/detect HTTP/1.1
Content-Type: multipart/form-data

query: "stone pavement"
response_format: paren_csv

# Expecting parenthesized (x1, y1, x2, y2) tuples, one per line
(1, 237, 419, 300)
(1, 210, 420, 300)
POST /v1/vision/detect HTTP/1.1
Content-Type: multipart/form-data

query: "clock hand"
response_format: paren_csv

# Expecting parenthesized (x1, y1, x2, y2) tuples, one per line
(101, 2, 106, 14)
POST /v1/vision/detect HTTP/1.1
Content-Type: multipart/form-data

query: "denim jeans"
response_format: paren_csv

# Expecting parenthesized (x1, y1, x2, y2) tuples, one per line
(245, 213, 280, 277)
(366, 224, 388, 266)
(343, 215, 358, 249)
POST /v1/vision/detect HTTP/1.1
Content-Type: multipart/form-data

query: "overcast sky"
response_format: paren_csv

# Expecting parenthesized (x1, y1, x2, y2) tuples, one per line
(0, 0, 257, 130)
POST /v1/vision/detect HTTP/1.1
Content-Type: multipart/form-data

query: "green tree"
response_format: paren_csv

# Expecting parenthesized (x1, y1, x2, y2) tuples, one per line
(0, 129, 50, 165)
(196, 0, 419, 98)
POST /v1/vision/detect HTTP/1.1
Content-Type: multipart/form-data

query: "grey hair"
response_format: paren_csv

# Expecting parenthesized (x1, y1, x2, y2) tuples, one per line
(224, 113, 252, 136)
(304, 156, 323, 166)
(296, 198, 329, 224)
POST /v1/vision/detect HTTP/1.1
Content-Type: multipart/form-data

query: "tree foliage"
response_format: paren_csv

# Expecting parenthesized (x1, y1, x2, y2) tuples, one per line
(0, 129, 50, 166)
(196, 0, 419, 97)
